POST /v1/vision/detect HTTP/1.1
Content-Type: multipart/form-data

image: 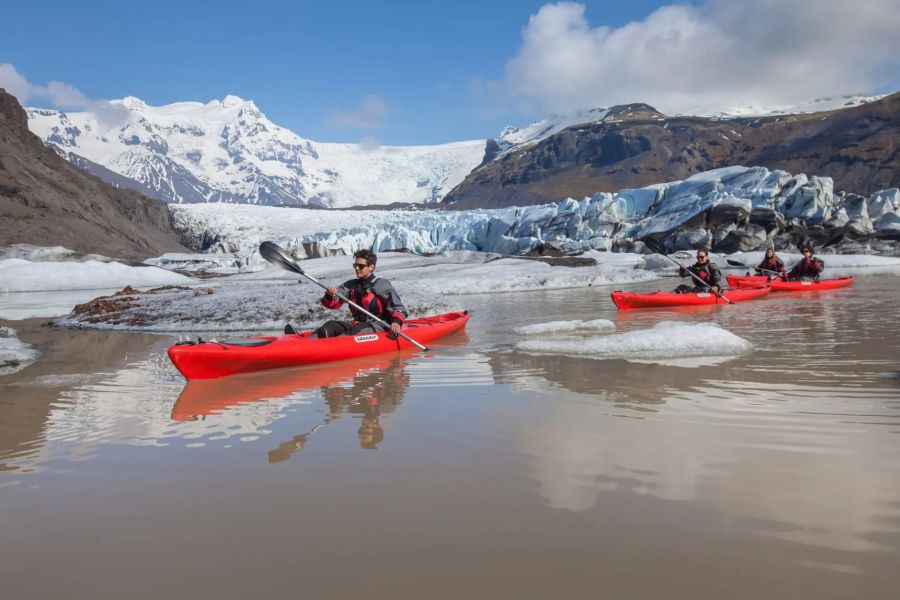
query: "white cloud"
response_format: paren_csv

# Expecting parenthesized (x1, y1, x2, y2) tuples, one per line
(0, 62, 129, 127)
(0, 63, 33, 101)
(357, 135, 382, 152)
(327, 94, 389, 129)
(504, 0, 900, 115)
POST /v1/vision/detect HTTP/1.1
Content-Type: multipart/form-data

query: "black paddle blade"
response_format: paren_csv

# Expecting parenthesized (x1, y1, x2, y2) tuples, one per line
(259, 241, 305, 274)
(726, 259, 749, 268)
(641, 238, 665, 255)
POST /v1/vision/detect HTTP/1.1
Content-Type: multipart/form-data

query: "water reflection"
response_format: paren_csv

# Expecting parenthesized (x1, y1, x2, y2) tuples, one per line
(268, 356, 410, 460)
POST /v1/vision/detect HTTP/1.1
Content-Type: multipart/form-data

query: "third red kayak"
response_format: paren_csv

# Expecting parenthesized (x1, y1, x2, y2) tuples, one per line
(726, 275, 854, 291)
(610, 286, 770, 310)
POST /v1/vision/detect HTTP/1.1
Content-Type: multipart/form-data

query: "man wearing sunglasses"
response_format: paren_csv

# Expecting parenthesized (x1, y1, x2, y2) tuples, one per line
(310, 249, 407, 339)
(785, 244, 824, 281)
(674, 248, 722, 294)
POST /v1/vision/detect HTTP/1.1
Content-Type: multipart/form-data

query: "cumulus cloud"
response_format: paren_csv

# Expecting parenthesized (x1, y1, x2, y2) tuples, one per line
(0, 62, 129, 126)
(0, 63, 32, 101)
(357, 136, 382, 152)
(504, 0, 900, 115)
(327, 94, 389, 129)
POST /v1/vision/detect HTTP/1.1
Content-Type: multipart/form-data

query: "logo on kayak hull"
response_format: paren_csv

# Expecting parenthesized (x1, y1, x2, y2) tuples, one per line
(354, 334, 379, 343)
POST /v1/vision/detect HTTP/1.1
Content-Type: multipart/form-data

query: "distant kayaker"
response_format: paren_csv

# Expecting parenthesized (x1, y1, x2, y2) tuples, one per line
(755, 247, 785, 278)
(786, 245, 824, 281)
(674, 248, 722, 293)
(302, 249, 408, 338)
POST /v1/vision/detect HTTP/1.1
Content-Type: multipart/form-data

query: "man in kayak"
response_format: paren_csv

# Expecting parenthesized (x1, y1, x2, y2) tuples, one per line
(785, 244, 824, 281)
(755, 247, 785, 278)
(674, 248, 722, 293)
(309, 249, 408, 339)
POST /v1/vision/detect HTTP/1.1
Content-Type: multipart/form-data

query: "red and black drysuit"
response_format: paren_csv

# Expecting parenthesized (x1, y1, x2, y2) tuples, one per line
(755, 256, 785, 277)
(316, 274, 408, 338)
(674, 261, 722, 293)
(786, 256, 824, 281)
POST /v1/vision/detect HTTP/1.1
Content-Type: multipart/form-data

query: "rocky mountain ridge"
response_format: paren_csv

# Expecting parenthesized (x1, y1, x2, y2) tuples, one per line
(0, 89, 187, 260)
(443, 93, 900, 209)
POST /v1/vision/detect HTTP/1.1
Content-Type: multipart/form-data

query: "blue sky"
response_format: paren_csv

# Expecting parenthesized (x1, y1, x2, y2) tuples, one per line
(2, 0, 898, 145)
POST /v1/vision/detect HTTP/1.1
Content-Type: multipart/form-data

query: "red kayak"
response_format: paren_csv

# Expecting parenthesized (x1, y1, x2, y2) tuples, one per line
(168, 311, 470, 380)
(726, 275, 854, 291)
(610, 286, 770, 310)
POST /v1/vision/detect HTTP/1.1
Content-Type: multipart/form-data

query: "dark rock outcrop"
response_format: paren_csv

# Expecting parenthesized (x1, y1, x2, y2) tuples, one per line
(0, 89, 188, 260)
(443, 94, 900, 209)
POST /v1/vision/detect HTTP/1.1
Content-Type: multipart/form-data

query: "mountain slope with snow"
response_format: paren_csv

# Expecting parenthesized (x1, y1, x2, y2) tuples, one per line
(26, 95, 488, 208)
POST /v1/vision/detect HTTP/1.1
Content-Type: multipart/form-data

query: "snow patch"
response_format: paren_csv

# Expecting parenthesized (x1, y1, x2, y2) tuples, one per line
(0, 259, 193, 292)
(515, 321, 751, 362)
(514, 319, 615, 336)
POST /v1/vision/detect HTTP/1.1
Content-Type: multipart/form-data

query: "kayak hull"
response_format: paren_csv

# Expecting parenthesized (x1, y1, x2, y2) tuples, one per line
(610, 286, 770, 310)
(726, 275, 854, 291)
(168, 311, 470, 380)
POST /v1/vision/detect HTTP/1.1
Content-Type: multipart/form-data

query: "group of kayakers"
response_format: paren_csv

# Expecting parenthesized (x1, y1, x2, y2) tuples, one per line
(287, 242, 828, 337)
(674, 244, 825, 293)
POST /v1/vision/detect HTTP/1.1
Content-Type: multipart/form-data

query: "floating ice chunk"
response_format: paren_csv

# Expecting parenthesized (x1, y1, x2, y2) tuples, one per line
(515, 321, 750, 361)
(0, 259, 192, 292)
(0, 327, 39, 375)
(514, 319, 615, 336)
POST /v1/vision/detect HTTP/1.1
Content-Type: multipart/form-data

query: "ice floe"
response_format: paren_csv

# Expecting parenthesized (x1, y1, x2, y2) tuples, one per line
(515, 321, 751, 362)
(51, 252, 656, 331)
(0, 327, 39, 375)
(514, 319, 616, 336)
(0, 259, 192, 293)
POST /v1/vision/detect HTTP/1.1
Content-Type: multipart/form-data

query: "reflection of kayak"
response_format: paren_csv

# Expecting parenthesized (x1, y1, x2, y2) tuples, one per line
(610, 286, 770, 310)
(171, 352, 413, 421)
(168, 311, 470, 380)
(726, 275, 854, 291)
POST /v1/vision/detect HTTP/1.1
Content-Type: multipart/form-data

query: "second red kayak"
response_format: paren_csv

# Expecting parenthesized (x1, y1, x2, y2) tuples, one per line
(168, 311, 470, 380)
(726, 275, 854, 291)
(610, 286, 770, 310)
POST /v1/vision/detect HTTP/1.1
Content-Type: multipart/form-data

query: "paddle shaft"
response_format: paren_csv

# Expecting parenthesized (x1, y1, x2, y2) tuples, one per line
(726, 259, 780, 277)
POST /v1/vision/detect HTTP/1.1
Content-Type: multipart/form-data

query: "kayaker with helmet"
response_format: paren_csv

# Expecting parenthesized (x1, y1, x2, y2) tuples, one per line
(786, 245, 824, 281)
(300, 249, 408, 339)
(755, 247, 785, 278)
(674, 248, 722, 294)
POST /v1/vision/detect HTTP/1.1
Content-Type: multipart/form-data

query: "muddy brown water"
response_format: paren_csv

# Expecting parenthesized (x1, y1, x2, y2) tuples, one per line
(1, 274, 899, 599)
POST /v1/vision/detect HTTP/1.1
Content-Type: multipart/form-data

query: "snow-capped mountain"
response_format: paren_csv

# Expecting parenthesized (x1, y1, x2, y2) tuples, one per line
(26, 95, 488, 208)
(494, 94, 888, 153)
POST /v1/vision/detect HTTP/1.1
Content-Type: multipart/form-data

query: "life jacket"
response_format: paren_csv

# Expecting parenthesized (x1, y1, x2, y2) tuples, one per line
(790, 257, 823, 278)
(757, 257, 783, 273)
(321, 274, 408, 326)
(687, 261, 720, 286)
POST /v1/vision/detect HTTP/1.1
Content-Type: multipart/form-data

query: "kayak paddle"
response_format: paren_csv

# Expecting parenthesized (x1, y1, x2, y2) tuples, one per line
(259, 241, 429, 351)
(725, 259, 781, 277)
(642, 238, 733, 304)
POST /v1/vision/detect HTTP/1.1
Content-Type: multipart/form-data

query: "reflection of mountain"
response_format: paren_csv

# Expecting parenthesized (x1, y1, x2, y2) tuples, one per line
(486, 336, 900, 555)
(487, 350, 702, 406)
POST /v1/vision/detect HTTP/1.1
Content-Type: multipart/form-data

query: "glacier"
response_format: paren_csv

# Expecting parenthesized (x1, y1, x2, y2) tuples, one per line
(165, 166, 900, 264)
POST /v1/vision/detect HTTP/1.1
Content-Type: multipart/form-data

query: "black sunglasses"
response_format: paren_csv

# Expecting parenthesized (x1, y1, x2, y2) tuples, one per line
(353, 262, 370, 269)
